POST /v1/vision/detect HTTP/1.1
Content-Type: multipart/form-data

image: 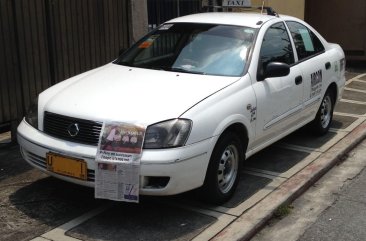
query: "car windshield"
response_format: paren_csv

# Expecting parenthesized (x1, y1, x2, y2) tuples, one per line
(115, 23, 257, 77)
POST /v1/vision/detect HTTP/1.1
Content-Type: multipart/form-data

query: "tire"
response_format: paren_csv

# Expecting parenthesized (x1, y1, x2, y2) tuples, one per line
(310, 90, 335, 136)
(201, 132, 244, 205)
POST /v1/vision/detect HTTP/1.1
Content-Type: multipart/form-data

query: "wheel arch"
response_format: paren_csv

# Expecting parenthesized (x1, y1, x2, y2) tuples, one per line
(212, 121, 250, 160)
(222, 123, 249, 153)
(327, 82, 338, 105)
(200, 121, 249, 204)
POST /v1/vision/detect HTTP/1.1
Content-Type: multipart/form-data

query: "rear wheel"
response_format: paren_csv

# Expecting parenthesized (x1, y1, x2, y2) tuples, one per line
(310, 90, 334, 135)
(201, 132, 244, 204)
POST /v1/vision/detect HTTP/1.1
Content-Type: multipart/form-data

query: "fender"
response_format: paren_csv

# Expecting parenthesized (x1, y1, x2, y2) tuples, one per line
(182, 75, 256, 147)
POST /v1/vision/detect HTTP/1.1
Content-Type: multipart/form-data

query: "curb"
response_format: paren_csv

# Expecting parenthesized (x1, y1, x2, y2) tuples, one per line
(212, 120, 366, 241)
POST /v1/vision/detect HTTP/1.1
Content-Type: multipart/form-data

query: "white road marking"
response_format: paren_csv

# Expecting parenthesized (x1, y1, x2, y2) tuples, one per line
(170, 204, 237, 241)
(244, 168, 285, 179)
(31, 204, 113, 241)
(340, 99, 366, 106)
(0, 131, 11, 143)
(218, 177, 286, 216)
(346, 74, 366, 82)
(331, 116, 366, 133)
(279, 131, 347, 153)
(31, 237, 52, 241)
(333, 111, 364, 118)
(344, 87, 366, 94)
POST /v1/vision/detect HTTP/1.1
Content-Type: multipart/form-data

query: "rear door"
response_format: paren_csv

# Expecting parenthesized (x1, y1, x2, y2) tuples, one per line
(285, 21, 331, 118)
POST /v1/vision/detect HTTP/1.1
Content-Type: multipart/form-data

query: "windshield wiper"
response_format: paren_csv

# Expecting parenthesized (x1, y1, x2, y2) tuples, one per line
(170, 67, 205, 75)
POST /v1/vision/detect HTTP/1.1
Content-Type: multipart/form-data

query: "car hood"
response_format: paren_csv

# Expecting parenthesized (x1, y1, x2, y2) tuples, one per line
(43, 63, 240, 125)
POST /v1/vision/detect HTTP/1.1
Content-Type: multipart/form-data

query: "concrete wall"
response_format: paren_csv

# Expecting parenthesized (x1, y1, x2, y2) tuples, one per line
(306, 0, 366, 60)
(252, 0, 305, 19)
(129, 0, 149, 43)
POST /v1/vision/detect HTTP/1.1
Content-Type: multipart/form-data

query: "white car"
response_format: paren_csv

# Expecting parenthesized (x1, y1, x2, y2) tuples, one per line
(17, 11, 345, 204)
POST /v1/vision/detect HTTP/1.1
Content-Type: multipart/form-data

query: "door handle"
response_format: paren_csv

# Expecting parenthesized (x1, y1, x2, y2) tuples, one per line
(325, 62, 331, 70)
(295, 76, 302, 85)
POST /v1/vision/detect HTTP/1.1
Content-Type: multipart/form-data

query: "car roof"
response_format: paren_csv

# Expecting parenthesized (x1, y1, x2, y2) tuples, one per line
(167, 12, 278, 28)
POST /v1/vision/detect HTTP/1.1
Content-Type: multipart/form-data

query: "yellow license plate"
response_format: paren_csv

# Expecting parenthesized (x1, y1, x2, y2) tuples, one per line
(46, 153, 87, 180)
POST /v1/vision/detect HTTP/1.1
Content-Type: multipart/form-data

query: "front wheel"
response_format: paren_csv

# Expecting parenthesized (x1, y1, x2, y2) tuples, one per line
(310, 90, 335, 135)
(201, 132, 244, 204)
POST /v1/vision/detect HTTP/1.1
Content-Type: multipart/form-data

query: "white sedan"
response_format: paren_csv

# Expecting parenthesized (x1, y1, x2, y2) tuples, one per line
(17, 11, 345, 204)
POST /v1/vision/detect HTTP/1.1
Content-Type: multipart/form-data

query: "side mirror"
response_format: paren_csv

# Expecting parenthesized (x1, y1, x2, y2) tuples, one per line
(264, 62, 290, 79)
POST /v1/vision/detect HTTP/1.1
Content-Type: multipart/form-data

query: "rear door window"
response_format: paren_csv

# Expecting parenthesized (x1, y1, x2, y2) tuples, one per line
(286, 21, 325, 61)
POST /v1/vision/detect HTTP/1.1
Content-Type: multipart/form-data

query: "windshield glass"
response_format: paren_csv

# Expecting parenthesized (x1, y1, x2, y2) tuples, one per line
(115, 23, 256, 77)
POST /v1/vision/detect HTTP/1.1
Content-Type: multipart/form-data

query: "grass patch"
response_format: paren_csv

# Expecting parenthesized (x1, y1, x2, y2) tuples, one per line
(274, 204, 294, 219)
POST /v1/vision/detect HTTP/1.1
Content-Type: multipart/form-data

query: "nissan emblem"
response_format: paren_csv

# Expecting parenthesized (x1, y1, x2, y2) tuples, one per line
(67, 123, 80, 137)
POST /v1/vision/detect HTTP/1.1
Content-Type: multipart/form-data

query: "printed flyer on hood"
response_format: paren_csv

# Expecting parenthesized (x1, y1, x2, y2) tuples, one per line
(95, 122, 145, 203)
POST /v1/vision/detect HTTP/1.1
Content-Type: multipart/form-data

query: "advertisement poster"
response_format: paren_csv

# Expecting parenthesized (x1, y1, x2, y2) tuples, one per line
(95, 122, 145, 203)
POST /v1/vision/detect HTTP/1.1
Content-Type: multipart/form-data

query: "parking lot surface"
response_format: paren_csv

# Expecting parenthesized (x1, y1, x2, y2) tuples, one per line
(1, 72, 366, 241)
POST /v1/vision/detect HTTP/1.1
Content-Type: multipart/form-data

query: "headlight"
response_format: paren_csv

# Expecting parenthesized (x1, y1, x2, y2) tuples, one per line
(144, 119, 192, 149)
(25, 97, 38, 129)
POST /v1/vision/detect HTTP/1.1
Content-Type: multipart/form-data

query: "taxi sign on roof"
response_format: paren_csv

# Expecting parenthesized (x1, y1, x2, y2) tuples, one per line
(222, 0, 252, 7)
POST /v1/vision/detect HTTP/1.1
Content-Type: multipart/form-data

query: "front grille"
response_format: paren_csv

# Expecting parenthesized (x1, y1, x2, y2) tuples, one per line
(44, 112, 102, 146)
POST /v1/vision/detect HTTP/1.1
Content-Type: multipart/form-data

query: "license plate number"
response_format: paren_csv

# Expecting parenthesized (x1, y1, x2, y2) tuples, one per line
(46, 153, 87, 180)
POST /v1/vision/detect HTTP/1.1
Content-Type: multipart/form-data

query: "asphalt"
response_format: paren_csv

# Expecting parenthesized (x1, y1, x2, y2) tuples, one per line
(1, 67, 366, 241)
(299, 166, 366, 241)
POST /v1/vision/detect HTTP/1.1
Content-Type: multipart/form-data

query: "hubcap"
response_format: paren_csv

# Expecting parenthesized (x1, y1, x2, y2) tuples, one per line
(217, 144, 239, 194)
(320, 95, 332, 128)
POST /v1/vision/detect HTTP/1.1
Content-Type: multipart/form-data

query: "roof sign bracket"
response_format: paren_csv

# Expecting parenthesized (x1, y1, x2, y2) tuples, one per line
(202, 0, 278, 16)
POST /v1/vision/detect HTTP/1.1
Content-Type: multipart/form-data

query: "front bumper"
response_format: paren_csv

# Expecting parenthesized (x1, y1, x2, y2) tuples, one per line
(17, 120, 214, 195)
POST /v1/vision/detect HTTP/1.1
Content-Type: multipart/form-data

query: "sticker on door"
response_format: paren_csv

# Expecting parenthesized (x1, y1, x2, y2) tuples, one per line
(310, 69, 322, 98)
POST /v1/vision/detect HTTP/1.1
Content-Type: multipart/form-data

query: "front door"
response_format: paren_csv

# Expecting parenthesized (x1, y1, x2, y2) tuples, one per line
(252, 22, 304, 147)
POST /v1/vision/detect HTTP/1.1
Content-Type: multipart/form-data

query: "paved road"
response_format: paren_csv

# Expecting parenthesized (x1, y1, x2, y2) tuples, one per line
(252, 139, 366, 241)
(1, 68, 366, 241)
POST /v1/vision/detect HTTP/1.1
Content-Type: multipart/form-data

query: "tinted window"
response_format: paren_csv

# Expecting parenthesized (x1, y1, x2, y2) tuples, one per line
(286, 21, 325, 60)
(258, 22, 294, 77)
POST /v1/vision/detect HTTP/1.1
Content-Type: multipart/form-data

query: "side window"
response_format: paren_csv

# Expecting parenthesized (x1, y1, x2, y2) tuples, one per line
(259, 22, 294, 77)
(286, 21, 325, 61)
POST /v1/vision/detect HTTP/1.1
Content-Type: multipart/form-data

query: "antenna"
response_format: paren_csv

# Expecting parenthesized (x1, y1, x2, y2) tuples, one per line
(261, 0, 266, 14)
